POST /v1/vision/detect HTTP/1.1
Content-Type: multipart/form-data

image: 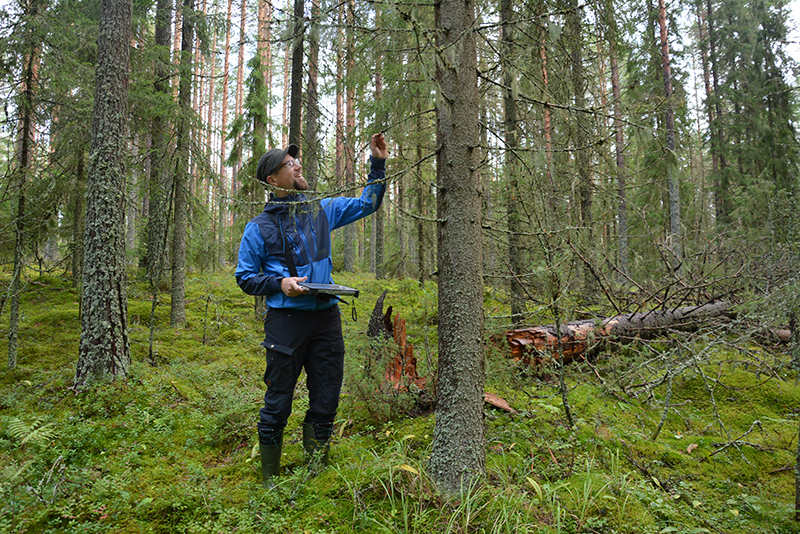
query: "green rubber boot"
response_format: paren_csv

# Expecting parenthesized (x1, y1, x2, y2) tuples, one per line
(258, 429, 283, 488)
(302, 422, 332, 467)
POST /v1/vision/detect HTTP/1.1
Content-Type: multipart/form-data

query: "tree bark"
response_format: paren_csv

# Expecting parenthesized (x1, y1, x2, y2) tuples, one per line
(171, 0, 194, 327)
(429, 0, 486, 495)
(75, 0, 132, 387)
(71, 152, 86, 288)
(218, 0, 233, 265)
(416, 109, 426, 286)
(305, 0, 320, 190)
(567, 0, 595, 293)
(342, 0, 356, 272)
(288, 0, 303, 145)
(8, 20, 40, 370)
(146, 0, 173, 289)
(232, 0, 247, 196)
(658, 0, 682, 274)
(704, 0, 729, 229)
(501, 0, 525, 325)
(609, 39, 629, 278)
(373, 8, 385, 278)
(505, 301, 733, 365)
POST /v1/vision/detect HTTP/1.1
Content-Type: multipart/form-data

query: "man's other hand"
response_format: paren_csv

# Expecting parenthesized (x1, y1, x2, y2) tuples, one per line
(371, 133, 388, 159)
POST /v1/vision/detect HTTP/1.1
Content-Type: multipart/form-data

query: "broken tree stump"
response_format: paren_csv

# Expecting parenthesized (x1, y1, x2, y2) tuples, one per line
(506, 301, 734, 366)
(367, 292, 515, 414)
(367, 290, 427, 390)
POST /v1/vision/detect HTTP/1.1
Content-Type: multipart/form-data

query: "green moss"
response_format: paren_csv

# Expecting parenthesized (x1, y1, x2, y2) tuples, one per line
(1, 269, 798, 533)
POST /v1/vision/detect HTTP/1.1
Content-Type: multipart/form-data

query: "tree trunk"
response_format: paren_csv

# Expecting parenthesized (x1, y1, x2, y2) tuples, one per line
(792, 312, 800, 521)
(505, 301, 733, 365)
(71, 152, 86, 288)
(218, 0, 233, 266)
(171, 0, 194, 327)
(305, 0, 320, 190)
(232, 0, 247, 196)
(429, 0, 486, 495)
(538, 8, 556, 216)
(8, 23, 40, 370)
(704, 0, 729, 230)
(567, 0, 595, 295)
(373, 9, 385, 278)
(342, 0, 356, 272)
(416, 110, 426, 286)
(75, 0, 132, 387)
(146, 0, 173, 289)
(658, 0, 682, 274)
(205, 24, 216, 213)
(501, 0, 525, 325)
(610, 46, 629, 279)
(335, 3, 344, 212)
(288, 0, 303, 145)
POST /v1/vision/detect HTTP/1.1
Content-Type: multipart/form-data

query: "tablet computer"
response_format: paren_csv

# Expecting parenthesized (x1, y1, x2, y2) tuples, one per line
(299, 282, 359, 297)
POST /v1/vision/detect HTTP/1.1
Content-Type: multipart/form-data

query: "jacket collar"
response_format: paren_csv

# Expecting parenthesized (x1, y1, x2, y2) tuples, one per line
(264, 192, 308, 214)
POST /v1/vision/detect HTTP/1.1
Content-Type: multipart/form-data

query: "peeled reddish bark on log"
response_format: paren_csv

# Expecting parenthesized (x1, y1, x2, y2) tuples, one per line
(506, 301, 734, 365)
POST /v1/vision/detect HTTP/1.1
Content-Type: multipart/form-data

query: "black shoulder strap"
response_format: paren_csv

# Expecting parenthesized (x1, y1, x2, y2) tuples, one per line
(279, 230, 299, 278)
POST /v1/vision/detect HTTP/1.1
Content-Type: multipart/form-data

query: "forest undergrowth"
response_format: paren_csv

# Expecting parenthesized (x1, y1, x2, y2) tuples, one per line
(1, 268, 799, 533)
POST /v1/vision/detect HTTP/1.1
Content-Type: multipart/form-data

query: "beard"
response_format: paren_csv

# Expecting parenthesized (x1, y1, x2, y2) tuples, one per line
(293, 176, 309, 190)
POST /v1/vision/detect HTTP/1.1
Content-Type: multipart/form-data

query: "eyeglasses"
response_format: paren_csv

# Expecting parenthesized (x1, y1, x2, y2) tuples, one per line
(275, 158, 301, 172)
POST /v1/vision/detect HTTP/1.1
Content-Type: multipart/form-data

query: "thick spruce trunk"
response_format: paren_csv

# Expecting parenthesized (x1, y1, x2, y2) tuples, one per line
(429, 0, 486, 495)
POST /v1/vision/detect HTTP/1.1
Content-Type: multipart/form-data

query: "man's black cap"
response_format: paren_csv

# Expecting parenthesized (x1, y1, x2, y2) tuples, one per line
(256, 144, 299, 183)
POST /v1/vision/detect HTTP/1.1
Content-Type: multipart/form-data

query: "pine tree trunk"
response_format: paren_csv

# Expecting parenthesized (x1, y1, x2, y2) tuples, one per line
(429, 0, 486, 495)
(538, 9, 556, 216)
(171, 0, 194, 327)
(218, 0, 233, 266)
(233, 0, 247, 195)
(75, 0, 132, 387)
(205, 26, 216, 214)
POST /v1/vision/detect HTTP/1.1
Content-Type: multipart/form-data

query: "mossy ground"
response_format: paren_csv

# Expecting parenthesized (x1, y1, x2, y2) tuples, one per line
(1, 268, 799, 533)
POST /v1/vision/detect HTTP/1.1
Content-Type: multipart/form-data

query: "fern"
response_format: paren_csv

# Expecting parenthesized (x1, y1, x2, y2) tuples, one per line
(7, 417, 58, 446)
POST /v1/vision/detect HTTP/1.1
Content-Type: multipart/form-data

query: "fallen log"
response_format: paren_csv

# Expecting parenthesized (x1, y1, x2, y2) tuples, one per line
(506, 301, 734, 366)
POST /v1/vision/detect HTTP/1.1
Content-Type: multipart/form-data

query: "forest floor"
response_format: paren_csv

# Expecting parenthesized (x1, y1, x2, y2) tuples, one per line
(1, 267, 799, 533)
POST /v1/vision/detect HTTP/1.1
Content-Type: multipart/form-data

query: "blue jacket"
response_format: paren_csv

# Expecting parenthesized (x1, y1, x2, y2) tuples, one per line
(235, 157, 386, 311)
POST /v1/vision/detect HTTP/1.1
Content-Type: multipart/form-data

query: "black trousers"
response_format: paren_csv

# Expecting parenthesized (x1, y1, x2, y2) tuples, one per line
(257, 305, 345, 434)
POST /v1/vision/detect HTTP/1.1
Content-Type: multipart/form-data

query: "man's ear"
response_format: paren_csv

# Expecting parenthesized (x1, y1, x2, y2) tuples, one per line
(265, 173, 276, 187)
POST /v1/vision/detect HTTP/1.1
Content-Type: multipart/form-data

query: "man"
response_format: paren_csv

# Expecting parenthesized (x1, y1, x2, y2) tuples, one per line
(236, 133, 388, 487)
